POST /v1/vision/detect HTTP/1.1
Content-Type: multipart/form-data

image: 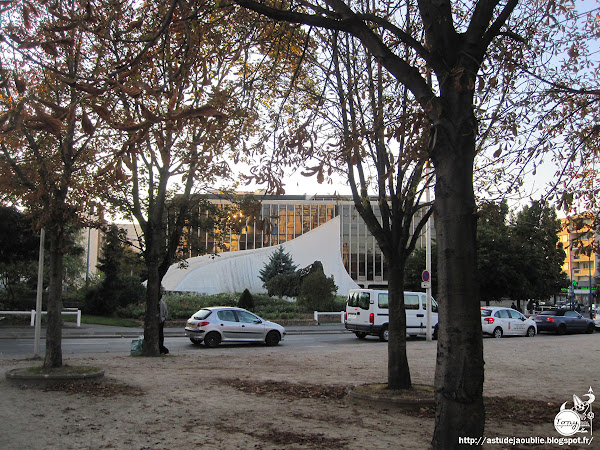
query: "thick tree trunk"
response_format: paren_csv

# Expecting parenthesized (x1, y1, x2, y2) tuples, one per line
(431, 108, 484, 448)
(143, 265, 161, 356)
(387, 261, 411, 389)
(142, 225, 163, 357)
(44, 226, 64, 368)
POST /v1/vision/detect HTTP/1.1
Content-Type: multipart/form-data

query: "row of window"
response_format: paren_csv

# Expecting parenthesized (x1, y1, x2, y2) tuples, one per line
(178, 198, 429, 286)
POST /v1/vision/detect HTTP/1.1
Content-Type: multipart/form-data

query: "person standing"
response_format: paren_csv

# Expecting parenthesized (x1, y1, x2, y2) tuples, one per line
(159, 298, 169, 354)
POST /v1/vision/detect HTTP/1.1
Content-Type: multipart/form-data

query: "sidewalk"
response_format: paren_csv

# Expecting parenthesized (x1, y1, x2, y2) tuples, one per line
(0, 322, 347, 339)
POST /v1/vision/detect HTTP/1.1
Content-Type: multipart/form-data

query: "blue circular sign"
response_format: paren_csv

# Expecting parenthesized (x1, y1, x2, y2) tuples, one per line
(422, 270, 430, 282)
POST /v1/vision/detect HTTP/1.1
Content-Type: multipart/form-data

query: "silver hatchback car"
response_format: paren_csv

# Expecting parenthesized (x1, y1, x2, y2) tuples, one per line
(185, 306, 286, 347)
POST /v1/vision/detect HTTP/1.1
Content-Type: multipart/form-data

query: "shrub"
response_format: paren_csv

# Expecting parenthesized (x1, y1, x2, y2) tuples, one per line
(238, 289, 255, 310)
(83, 275, 146, 316)
(264, 272, 300, 298)
(297, 271, 338, 312)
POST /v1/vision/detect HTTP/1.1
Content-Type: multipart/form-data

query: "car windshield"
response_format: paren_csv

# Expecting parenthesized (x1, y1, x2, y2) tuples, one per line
(193, 309, 212, 320)
(539, 311, 558, 316)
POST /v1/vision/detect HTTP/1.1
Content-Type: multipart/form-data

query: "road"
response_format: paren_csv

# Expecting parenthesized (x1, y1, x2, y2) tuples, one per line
(0, 330, 381, 359)
(2, 326, 597, 360)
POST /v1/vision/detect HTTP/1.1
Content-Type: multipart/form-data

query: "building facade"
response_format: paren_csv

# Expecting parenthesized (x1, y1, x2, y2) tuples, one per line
(176, 193, 432, 290)
(559, 215, 598, 296)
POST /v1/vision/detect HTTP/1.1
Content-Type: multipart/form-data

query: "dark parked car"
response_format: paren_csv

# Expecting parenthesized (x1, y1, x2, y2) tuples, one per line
(534, 309, 595, 335)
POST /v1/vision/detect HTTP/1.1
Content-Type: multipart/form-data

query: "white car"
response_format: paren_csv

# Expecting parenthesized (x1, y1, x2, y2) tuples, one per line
(184, 306, 286, 347)
(481, 306, 537, 338)
(593, 306, 600, 329)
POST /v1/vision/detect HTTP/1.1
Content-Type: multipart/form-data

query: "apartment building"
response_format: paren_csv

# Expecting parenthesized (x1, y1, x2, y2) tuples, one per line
(559, 214, 598, 298)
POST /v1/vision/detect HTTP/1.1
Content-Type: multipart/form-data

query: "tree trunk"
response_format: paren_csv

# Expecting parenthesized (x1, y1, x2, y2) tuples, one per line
(143, 265, 161, 356)
(431, 107, 484, 447)
(142, 224, 163, 357)
(44, 226, 64, 368)
(387, 261, 411, 389)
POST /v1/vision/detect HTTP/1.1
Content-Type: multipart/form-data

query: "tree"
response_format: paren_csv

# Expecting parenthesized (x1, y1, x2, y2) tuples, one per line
(245, 19, 433, 389)
(0, 1, 113, 367)
(476, 201, 518, 305)
(95, 2, 267, 356)
(510, 200, 569, 304)
(259, 246, 298, 285)
(297, 269, 338, 312)
(86, 224, 145, 315)
(231, 0, 533, 444)
(323, 31, 432, 390)
(0, 207, 40, 306)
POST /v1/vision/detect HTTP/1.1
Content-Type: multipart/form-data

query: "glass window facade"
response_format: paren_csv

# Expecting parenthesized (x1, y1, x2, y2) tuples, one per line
(184, 194, 431, 288)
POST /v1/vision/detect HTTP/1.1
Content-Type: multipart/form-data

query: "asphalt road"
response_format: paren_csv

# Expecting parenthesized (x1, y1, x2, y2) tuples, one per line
(2, 324, 597, 360)
(0, 330, 375, 359)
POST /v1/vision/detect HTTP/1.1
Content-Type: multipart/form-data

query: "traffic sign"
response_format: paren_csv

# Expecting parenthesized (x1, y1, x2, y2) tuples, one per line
(422, 270, 430, 282)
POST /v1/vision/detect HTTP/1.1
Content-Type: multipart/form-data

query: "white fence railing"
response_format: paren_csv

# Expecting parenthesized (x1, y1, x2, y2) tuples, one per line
(0, 308, 81, 327)
(313, 311, 345, 324)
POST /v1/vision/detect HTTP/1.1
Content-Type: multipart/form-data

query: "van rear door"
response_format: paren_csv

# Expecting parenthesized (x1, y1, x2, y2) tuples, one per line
(346, 290, 372, 326)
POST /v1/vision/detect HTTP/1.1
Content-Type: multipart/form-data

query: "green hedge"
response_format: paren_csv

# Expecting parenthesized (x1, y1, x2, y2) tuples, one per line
(115, 291, 310, 321)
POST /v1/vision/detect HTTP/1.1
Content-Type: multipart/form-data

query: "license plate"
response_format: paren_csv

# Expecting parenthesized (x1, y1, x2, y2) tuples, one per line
(348, 314, 357, 319)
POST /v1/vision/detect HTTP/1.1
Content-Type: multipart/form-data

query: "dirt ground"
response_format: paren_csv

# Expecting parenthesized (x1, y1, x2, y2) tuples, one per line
(1, 332, 599, 449)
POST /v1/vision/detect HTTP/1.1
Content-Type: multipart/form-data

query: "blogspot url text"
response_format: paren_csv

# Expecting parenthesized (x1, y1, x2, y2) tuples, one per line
(458, 436, 594, 446)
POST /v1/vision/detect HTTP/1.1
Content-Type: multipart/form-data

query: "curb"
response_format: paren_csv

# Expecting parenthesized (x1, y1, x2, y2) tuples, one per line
(346, 384, 435, 409)
(5, 366, 105, 386)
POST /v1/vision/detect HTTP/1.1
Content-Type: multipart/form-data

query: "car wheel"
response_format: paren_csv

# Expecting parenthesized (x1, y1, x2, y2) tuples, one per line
(354, 332, 367, 339)
(557, 324, 567, 335)
(586, 324, 595, 334)
(432, 325, 439, 340)
(203, 332, 221, 348)
(379, 326, 389, 342)
(493, 327, 503, 339)
(526, 326, 536, 337)
(189, 338, 202, 345)
(265, 330, 281, 346)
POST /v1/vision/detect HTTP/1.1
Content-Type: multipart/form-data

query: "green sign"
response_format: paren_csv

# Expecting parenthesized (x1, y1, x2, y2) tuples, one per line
(561, 286, 597, 292)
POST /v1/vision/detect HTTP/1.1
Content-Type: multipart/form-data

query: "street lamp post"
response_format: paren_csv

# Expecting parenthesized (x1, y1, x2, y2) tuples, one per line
(425, 164, 432, 342)
(33, 228, 45, 358)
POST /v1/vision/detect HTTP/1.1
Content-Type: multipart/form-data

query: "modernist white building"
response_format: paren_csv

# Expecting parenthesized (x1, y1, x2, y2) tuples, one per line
(81, 194, 431, 296)
(162, 215, 359, 295)
(161, 194, 431, 296)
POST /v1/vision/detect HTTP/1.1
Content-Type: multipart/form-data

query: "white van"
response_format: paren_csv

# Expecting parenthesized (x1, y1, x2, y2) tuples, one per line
(344, 289, 438, 341)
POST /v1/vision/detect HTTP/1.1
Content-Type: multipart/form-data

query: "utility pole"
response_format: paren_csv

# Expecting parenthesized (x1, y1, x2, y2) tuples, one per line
(425, 165, 433, 341)
(33, 228, 45, 358)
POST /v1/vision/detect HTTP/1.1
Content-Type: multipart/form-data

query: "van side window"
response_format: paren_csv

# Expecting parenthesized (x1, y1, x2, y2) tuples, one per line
(404, 294, 419, 310)
(378, 293, 389, 308)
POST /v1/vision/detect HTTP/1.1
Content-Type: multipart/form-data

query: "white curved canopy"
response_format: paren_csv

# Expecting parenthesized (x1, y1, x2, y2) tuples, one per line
(162, 216, 359, 296)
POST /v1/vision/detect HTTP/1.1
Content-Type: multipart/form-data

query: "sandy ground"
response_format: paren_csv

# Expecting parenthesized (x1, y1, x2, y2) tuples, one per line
(1, 332, 599, 449)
